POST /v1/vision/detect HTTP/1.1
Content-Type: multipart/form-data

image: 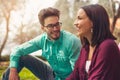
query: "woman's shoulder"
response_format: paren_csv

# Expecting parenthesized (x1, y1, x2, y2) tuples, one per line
(98, 39, 119, 52)
(100, 39, 116, 47)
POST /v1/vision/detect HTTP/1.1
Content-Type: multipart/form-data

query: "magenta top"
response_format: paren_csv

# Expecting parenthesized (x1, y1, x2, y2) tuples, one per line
(66, 39, 120, 80)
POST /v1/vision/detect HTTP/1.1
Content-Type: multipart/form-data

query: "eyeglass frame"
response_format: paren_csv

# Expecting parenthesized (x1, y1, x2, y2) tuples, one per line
(44, 22, 62, 29)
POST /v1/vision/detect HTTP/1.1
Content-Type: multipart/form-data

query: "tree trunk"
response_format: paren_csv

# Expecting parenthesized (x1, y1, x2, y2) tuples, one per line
(0, 15, 10, 60)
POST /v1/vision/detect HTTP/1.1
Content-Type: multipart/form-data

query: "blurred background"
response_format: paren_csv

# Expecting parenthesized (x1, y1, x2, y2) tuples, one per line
(0, 0, 120, 62)
(0, 0, 120, 79)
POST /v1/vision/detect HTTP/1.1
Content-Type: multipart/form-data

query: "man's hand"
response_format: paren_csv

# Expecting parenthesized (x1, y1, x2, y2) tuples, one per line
(9, 68, 19, 80)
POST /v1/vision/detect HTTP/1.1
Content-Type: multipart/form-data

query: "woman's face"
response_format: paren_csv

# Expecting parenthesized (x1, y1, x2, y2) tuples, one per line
(74, 8, 93, 37)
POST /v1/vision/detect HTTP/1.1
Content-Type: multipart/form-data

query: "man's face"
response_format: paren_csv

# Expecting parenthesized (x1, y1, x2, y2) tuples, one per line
(43, 16, 61, 40)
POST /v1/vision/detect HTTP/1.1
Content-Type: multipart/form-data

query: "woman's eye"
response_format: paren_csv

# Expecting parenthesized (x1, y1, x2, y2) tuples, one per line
(78, 16, 82, 20)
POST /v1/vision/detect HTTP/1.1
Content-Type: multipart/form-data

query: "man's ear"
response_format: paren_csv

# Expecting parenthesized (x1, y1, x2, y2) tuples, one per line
(41, 26, 44, 30)
(41, 26, 46, 32)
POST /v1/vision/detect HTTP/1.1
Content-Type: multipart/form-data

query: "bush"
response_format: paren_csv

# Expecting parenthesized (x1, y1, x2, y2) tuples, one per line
(1, 55, 10, 61)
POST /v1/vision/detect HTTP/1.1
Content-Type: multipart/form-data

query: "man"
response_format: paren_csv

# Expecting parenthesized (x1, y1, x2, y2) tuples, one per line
(2, 7, 81, 80)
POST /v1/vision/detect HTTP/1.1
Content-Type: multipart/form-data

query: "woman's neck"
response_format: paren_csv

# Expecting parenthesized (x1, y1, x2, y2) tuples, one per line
(88, 45, 96, 60)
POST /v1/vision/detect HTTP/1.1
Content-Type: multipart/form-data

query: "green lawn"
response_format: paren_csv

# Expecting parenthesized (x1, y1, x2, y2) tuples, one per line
(0, 67, 39, 80)
(0, 67, 7, 79)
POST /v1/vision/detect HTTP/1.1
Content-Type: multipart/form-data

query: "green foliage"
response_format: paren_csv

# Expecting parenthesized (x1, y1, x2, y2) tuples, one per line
(0, 67, 7, 79)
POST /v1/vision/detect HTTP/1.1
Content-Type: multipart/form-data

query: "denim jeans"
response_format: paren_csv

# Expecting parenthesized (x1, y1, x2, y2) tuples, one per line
(2, 55, 54, 80)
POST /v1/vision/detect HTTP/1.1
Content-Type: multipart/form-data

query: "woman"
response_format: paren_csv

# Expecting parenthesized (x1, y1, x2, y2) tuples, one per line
(66, 4, 120, 80)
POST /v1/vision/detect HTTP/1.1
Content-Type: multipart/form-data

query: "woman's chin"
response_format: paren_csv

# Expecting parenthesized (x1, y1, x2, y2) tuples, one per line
(77, 32, 82, 37)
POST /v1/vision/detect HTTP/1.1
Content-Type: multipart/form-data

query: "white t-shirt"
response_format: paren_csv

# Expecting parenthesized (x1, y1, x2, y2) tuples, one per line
(86, 60, 91, 73)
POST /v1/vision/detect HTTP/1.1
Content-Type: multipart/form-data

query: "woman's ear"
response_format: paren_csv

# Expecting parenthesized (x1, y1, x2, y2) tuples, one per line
(90, 21, 93, 27)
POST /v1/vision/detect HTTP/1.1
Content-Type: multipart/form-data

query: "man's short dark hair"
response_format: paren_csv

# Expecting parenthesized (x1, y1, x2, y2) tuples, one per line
(38, 7, 60, 26)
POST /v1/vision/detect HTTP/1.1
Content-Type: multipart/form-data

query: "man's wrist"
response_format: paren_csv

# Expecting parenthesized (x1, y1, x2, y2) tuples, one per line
(10, 68, 17, 72)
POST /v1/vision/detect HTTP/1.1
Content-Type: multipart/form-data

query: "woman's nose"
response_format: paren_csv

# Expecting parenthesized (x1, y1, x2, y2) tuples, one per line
(74, 20, 78, 27)
(74, 20, 77, 25)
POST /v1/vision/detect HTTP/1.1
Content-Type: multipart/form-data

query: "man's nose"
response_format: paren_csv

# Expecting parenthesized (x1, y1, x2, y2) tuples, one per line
(53, 26, 59, 30)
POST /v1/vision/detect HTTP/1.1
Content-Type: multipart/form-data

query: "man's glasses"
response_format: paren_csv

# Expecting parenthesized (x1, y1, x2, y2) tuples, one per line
(44, 22, 62, 29)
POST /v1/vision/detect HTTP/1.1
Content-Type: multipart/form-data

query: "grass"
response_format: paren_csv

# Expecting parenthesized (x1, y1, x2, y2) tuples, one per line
(0, 67, 7, 78)
(0, 67, 39, 80)
(19, 68, 39, 80)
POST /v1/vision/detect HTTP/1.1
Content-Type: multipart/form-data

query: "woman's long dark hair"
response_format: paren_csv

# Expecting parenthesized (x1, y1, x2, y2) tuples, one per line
(80, 4, 116, 47)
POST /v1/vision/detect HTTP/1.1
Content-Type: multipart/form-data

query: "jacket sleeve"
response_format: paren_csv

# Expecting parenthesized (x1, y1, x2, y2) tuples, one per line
(68, 36, 81, 70)
(10, 36, 42, 68)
